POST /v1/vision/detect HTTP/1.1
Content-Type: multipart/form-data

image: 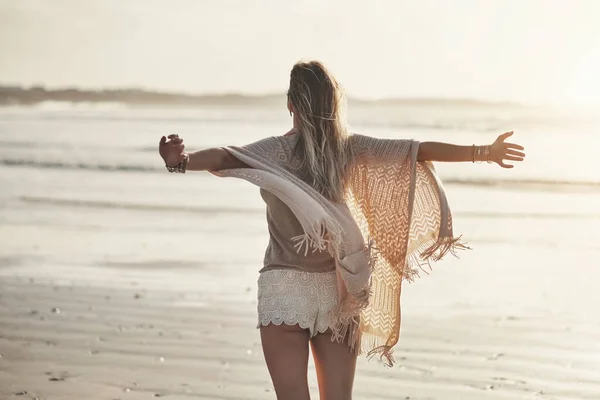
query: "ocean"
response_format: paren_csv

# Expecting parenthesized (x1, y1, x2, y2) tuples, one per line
(1, 101, 599, 291)
(0, 101, 597, 307)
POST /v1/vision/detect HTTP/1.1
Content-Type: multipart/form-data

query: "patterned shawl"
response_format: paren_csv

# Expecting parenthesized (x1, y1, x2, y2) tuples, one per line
(211, 133, 467, 366)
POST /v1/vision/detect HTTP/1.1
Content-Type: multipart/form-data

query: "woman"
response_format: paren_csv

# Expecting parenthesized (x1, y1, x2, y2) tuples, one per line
(158, 61, 525, 400)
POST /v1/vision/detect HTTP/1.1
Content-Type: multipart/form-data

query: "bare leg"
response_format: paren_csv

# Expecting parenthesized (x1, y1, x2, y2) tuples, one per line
(260, 323, 311, 400)
(310, 330, 357, 400)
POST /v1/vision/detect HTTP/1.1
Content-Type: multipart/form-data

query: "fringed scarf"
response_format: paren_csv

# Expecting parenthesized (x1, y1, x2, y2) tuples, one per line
(211, 133, 467, 366)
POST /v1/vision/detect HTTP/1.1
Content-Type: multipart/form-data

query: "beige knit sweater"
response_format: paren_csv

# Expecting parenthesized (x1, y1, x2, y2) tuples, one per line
(212, 133, 466, 365)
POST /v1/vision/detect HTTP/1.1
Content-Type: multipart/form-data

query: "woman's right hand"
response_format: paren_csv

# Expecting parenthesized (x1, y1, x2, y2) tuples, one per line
(489, 131, 525, 168)
(159, 134, 186, 167)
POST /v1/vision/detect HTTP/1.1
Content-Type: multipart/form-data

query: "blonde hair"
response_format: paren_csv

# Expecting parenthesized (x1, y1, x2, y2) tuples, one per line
(288, 61, 354, 202)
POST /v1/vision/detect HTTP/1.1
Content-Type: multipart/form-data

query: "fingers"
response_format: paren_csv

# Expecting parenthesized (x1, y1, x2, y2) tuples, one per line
(163, 134, 184, 146)
(167, 134, 183, 144)
(494, 132, 523, 169)
(160, 135, 184, 162)
(505, 142, 524, 151)
(505, 155, 523, 162)
(161, 135, 184, 144)
(506, 149, 525, 157)
(497, 131, 514, 142)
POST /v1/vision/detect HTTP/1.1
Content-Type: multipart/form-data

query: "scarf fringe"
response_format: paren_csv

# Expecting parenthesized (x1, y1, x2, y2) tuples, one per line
(366, 344, 395, 368)
(329, 287, 369, 346)
(404, 236, 470, 282)
(329, 238, 379, 353)
(291, 218, 345, 258)
(355, 236, 469, 367)
(346, 331, 396, 367)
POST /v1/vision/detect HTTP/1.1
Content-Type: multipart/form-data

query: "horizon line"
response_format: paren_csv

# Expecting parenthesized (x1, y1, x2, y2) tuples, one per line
(0, 83, 527, 107)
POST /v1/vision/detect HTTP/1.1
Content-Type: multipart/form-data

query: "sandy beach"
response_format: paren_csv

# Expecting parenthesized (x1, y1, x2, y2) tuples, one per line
(1, 241, 599, 400)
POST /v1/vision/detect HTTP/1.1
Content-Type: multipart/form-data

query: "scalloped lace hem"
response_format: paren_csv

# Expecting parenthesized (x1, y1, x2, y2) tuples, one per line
(257, 269, 338, 338)
(257, 318, 334, 337)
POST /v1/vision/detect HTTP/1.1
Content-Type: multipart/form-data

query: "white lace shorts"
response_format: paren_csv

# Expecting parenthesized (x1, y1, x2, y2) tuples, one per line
(257, 269, 339, 337)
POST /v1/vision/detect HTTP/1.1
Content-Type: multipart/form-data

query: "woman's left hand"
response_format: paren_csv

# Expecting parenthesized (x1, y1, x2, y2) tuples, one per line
(490, 131, 525, 168)
(159, 134, 186, 167)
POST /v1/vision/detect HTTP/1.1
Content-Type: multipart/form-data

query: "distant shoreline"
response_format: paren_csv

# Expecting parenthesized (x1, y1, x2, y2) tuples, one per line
(0, 85, 521, 108)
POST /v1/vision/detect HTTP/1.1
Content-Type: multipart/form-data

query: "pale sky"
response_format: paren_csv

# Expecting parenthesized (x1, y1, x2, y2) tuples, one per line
(1, 0, 600, 105)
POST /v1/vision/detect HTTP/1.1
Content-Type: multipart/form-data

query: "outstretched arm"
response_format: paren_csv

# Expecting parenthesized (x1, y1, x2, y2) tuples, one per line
(159, 134, 249, 171)
(417, 131, 525, 168)
(185, 147, 249, 171)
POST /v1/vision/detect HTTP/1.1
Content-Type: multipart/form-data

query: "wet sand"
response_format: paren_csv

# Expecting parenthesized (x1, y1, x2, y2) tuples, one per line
(1, 248, 599, 400)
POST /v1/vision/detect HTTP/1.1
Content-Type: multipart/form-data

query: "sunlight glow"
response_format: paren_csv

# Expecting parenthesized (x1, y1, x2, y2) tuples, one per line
(566, 50, 600, 107)
(1, 0, 600, 106)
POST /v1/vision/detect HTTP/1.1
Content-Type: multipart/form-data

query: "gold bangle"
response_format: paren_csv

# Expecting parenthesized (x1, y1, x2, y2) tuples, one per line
(473, 145, 491, 164)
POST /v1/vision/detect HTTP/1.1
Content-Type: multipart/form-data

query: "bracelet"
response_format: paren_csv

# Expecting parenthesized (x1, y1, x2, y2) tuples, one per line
(472, 145, 492, 164)
(166, 153, 189, 173)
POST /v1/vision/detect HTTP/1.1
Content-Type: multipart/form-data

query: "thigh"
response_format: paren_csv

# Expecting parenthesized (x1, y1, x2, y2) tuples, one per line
(310, 330, 357, 400)
(260, 323, 311, 400)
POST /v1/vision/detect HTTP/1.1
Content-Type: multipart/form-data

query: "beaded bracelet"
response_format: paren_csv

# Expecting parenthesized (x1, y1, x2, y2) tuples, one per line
(165, 153, 189, 173)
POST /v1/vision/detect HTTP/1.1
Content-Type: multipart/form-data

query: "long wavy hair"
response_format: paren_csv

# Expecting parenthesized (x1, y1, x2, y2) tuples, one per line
(287, 61, 354, 202)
